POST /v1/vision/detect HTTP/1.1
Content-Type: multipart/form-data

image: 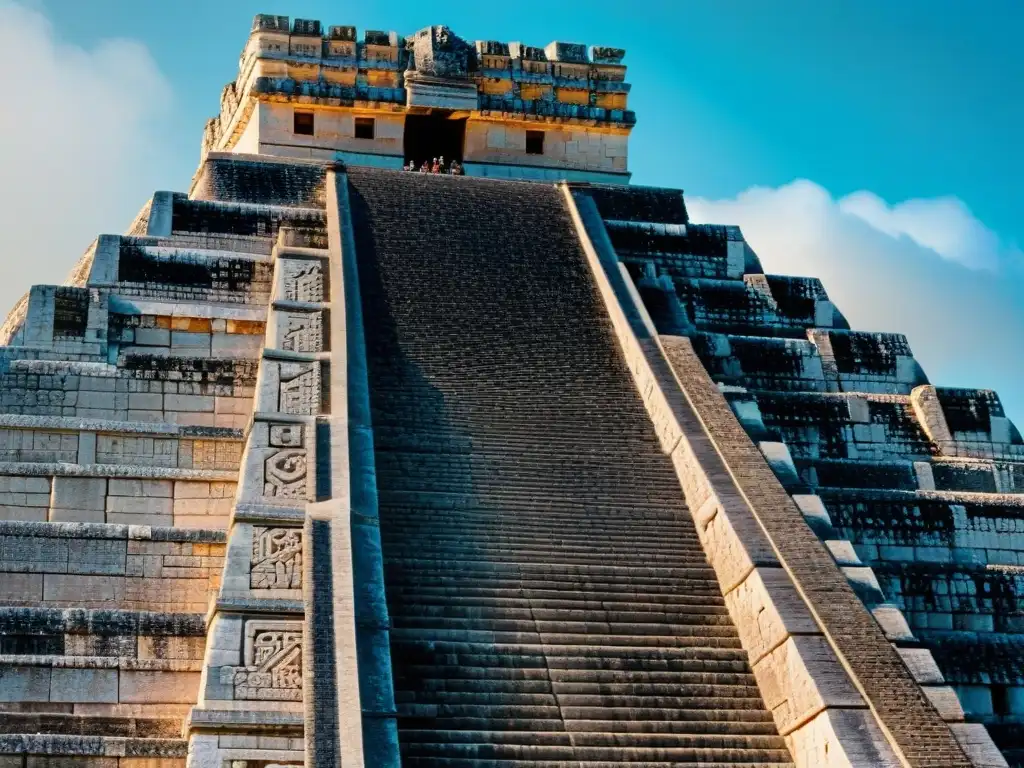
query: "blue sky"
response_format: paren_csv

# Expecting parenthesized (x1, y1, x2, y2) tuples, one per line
(2, 0, 1022, 422)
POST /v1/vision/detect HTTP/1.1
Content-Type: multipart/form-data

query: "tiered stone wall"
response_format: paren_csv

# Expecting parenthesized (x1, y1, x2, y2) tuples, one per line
(0, 155, 330, 767)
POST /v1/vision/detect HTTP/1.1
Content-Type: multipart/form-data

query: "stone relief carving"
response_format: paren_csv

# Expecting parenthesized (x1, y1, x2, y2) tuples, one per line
(264, 424, 308, 500)
(412, 25, 471, 78)
(279, 311, 323, 353)
(222, 621, 302, 701)
(278, 361, 320, 415)
(281, 258, 324, 303)
(250, 527, 302, 589)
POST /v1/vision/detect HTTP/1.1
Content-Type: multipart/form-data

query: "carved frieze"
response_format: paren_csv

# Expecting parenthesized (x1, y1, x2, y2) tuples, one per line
(278, 361, 320, 415)
(281, 258, 324, 303)
(278, 310, 323, 353)
(250, 527, 302, 589)
(221, 620, 303, 701)
(264, 423, 308, 500)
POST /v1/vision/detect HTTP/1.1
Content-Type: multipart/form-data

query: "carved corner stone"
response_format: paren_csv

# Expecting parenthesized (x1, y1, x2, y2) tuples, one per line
(251, 527, 303, 589)
(220, 620, 303, 701)
(276, 310, 323, 353)
(280, 258, 325, 303)
(263, 424, 309, 501)
(278, 361, 320, 415)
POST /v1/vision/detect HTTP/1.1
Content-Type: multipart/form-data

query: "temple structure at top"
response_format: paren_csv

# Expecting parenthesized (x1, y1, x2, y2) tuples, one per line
(202, 16, 633, 182)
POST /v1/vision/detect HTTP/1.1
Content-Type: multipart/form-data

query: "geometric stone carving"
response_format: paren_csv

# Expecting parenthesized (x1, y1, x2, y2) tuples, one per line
(250, 527, 302, 589)
(278, 311, 323, 353)
(264, 449, 307, 499)
(278, 361, 320, 415)
(269, 423, 304, 447)
(221, 620, 302, 701)
(263, 424, 308, 500)
(282, 259, 324, 303)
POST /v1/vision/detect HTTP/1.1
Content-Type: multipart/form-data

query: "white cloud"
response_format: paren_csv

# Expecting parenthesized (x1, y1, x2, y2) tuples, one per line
(838, 191, 1023, 272)
(687, 180, 1024, 425)
(0, 1, 174, 308)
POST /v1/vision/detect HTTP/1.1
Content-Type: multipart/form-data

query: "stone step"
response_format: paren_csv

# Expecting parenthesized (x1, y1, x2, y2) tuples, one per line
(390, 604, 731, 622)
(386, 593, 730, 611)
(393, 678, 764, 700)
(0, 713, 180, 738)
(397, 712, 780, 734)
(391, 617, 740, 637)
(384, 560, 718, 579)
(399, 740, 793, 763)
(399, 729, 786, 749)
(397, 667, 757, 686)
(393, 649, 751, 673)
(387, 584, 726, 601)
(383, 551, 709, 568)
(390, 629, 743, 650)
(348, 170, 785, 762)
(401, 761, 793, 768)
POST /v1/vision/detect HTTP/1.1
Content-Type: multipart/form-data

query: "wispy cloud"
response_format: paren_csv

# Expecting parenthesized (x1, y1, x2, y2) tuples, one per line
(838, 191, 1023, 272)
(0, 1, 173, 309)
(687, 180, 1024, 424)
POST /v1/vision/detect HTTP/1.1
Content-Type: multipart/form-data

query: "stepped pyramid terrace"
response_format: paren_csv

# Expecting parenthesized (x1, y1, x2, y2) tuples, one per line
(1, 12, 1023, 768)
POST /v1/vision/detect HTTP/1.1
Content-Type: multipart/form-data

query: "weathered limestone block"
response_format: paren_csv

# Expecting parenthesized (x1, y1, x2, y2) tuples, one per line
(49, 478, 107, 523)
(752, 635, 866, 735)
(49, 668, 119, 703)
(785, 708, 901, 768)
(0, 666, 51, 701)
(220, 620, 303, 702)
(236, 422, 312, 505)
(724, 566, 820, 665)
(120, 670, 201, 704)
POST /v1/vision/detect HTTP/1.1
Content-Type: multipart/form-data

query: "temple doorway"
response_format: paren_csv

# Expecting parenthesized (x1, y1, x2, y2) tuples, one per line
(404, 113, 466, 169)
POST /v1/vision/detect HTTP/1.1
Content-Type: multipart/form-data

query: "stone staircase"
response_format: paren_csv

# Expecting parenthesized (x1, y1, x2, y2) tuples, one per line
(347, 169, 794, 766)
(592, 180, 1019, 765)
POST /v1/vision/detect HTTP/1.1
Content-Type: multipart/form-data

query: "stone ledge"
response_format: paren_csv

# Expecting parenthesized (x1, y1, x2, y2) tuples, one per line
(0, 607, 206, 634)
(6, 359, 118, 376)
(211, 597, 304, 616)
(0, 734, 186, 757)
(0, 520, 225, 542)
(0, 413, 243, 439)
(186, 708, 303, 732)
(231, 502, 305, 525)
(0, 462, 238, 482)
(0, 656, 203, 672)
(109, 296, 268, 322)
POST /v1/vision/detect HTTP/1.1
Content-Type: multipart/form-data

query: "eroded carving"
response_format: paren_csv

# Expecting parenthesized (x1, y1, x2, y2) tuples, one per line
(222, 621, 303, 701)
(278, 361, 320, 415)
(282, 258, 324, 302)
(279, 311, 323, 353)
(264, 450, 307, 498)
(263, 424, 308, 499)
(251, 527, 302, 589)
(269, 423, 304, 447)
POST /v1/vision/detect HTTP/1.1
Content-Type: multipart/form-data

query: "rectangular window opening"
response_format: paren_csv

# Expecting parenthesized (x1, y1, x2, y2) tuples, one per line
(992, 684, 1010, 716)
(355, 117, 375, 140)
(525, 130, 544, 155)
(294, 111, 315, 136)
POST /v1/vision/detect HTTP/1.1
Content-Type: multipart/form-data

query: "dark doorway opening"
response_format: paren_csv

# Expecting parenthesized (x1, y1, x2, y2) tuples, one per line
(404, 113, 466, 169)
